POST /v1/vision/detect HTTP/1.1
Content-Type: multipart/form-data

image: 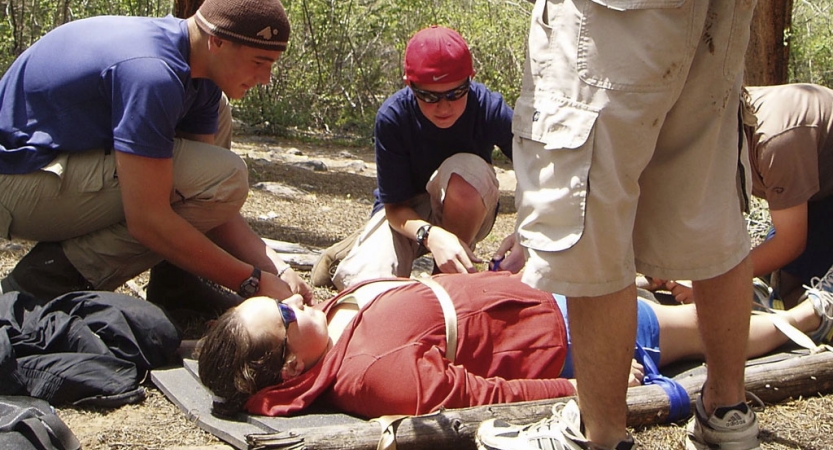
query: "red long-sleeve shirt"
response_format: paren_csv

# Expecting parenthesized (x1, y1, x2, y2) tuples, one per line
(246, 271, 574, 418)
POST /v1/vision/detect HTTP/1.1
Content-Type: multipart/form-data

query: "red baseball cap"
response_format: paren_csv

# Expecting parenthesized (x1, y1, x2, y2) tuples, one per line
(403, 26, 474, 85)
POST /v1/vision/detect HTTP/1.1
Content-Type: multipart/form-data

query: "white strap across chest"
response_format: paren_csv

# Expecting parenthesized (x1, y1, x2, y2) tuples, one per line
(337, 277, 458, 362)
(414, 277, 458, 363)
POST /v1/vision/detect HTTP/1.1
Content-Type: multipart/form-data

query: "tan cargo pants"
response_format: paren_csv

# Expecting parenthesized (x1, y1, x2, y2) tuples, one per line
(0, 95, 244, 289)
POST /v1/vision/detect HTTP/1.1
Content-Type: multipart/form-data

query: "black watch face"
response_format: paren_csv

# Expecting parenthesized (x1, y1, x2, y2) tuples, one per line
(240, 277, 259, 296)
(417, 225, 430, 245)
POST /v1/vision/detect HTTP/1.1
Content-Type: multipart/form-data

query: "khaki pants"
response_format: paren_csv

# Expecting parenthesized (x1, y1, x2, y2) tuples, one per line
(0, 95, 244, 289)
(333, 153, 500, 290)
(514, 0, 755, 296)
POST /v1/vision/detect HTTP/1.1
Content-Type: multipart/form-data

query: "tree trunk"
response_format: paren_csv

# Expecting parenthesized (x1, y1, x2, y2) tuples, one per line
(745, 0, 793, 86)
(173, 0, 202, 19)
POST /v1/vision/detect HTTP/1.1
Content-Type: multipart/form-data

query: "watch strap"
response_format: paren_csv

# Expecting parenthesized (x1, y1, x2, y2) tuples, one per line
(416, 224, 432, 248)
(237, 267, 262, 297)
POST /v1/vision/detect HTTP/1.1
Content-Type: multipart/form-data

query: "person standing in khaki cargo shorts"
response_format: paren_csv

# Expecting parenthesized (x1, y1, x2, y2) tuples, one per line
(476, 1, 760, 450)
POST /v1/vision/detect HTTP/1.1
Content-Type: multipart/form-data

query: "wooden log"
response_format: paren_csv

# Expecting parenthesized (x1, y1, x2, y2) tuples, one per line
(261, 238, 319, 255)
(628, 350, 833, 426)
(247, 351, 833, 450)
(271, 253, 319, 271)
(261, 238, 321, 271)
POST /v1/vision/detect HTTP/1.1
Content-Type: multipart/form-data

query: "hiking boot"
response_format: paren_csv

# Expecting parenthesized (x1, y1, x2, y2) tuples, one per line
(476, 399, 634, 450)
(310, 228, 361, 287)
(805, 264, 833, 344)
(146, 260, 241, 315)
(685, 395, 760, 450)
(0, 241, 92, 302)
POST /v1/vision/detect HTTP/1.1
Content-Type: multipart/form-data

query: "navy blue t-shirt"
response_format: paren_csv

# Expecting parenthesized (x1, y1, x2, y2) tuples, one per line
(0, 15, 221, 174)
(373, 81, 513, 213)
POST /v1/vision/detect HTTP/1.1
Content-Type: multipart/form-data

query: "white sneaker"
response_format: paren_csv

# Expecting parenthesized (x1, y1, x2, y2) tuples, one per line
(807, 263, 833, 294)
(685, 395, 761, 450)
(803, 264, 833, 344)
(475, 399, 634, 450)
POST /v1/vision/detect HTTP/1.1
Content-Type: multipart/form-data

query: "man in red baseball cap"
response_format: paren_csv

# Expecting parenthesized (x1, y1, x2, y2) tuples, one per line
(311, 25, 518, 289)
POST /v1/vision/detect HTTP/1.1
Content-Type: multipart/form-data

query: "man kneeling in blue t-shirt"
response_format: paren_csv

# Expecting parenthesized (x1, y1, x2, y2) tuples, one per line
(0, 0, 312, 305)
(312, 25, 517, 290)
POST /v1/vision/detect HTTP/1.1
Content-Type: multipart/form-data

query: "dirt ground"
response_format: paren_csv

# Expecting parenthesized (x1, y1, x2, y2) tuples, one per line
(2, 134, 833, 449)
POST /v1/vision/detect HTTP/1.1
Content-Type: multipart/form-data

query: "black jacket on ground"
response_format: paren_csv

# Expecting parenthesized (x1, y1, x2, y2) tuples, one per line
(0, 290, 180, 406)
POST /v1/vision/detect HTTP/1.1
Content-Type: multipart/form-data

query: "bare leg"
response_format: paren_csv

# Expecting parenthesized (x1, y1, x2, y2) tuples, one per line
(568, 284, 637, 447)
(650, 303, 704, 366)
(745, 301, 820, 357)
(691, 257, 752, 414)
(653, 298, 822, 366)
(441, 173, 487, 245)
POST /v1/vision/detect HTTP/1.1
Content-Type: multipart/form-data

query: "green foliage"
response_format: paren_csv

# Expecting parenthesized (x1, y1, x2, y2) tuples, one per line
(0, 0, 171, 71)
(789, 0, 833, 86)
(1, 0, 831, 142)
(232, 0, 531, 142)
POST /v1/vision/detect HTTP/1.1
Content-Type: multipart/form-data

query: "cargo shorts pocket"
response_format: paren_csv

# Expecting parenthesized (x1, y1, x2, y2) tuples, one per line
(721, 0, 756, 82)
(513, 94, 599, 252)
(587, 0, 685, 10)
(577, 0, 698, 92)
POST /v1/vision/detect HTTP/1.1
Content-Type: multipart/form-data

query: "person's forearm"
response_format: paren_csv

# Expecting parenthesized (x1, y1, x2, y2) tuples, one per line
(384, 203, 428, 243)
(753, 203, 809, 277)
(206, 212, 312, 303)
(126, 207, 253, 293)
(386, 200, 479, 273)
(116, 151, 267, 296)
(749, 235, 805, 277)
(206, 213, 290, 274)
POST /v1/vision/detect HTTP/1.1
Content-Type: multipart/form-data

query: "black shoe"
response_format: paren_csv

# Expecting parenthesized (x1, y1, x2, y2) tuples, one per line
(1, 242, 92, 302)
(310, 228, 362, 288)
(146, 260, 241, 315)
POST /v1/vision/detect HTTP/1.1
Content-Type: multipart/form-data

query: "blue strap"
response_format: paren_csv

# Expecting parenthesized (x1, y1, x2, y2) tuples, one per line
(635, 343, 691, 422)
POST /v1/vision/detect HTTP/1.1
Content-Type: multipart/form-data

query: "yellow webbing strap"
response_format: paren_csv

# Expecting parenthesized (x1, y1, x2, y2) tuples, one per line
(415, 276, 458, 363)
(372, 415, 408, 450)
(371, 277, 458, 450)
(753, 311, 833, 354)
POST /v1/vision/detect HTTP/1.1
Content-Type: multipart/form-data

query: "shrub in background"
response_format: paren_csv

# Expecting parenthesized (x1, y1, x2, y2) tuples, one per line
(0, 0, 830, 142)
(234, 0, 531, 142)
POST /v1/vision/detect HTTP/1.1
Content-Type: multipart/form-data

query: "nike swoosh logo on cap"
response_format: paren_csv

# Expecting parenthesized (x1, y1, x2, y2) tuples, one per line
(432, 74, 449, 81)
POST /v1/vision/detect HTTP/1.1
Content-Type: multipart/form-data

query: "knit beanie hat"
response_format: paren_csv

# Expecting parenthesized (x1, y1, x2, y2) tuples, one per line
(195, 0, 290, 51)
(403, 25, 474, 84)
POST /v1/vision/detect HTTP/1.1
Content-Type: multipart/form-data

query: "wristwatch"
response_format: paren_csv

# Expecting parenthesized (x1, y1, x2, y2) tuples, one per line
(416, 224, 432, 248)
(237, 267, 262, 298)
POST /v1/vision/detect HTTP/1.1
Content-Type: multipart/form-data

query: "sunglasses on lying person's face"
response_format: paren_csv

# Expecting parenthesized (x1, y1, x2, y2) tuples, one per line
(277, 302, 297, 329)
(276, 301, 297, 367)
(410, 79, 471, 103)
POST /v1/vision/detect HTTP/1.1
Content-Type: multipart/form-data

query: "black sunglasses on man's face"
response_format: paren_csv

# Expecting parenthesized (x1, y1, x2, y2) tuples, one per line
(410, 78, 470, 104)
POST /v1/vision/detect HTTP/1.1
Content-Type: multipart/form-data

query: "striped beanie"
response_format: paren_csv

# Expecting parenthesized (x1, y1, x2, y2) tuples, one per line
(195, 0, 290, 51)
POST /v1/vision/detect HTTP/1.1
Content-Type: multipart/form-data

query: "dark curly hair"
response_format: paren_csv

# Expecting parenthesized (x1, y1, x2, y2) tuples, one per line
(195, 307, 285, 417)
